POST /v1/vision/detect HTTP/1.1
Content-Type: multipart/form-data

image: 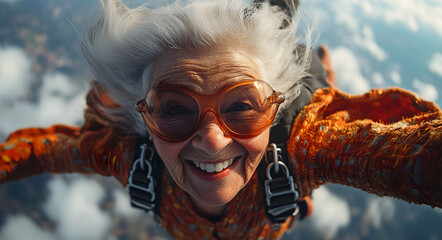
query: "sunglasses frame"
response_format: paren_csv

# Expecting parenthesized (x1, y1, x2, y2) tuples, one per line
(136, 80, 285, 142)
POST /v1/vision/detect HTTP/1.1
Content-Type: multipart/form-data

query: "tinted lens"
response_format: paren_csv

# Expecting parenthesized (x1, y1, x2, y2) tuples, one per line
(146, 89, 198, 139)
(220, 81, 277, 136)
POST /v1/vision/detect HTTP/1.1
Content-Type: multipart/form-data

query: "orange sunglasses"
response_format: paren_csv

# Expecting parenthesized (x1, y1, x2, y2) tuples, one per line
(136, 80, 285, 142)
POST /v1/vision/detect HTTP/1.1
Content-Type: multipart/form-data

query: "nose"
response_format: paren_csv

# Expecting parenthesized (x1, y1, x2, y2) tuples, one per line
(191, 112, 233, 153)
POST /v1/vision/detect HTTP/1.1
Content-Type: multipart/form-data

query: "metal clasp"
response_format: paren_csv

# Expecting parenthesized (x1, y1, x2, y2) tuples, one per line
(264, 161, 298, 215)
(263, 143, 299, 223)
(266, 143, 282, 174)
(127, 143, 156, 210)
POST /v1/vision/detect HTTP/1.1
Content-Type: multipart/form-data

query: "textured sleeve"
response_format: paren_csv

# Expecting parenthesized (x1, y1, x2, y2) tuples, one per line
(287, 87, 442, 208)
(0, 85, 137, 186)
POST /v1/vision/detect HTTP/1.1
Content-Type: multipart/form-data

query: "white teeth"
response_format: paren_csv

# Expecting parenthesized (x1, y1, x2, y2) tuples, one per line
(206, 164, 215, 173)
(193, 158, 235, 173)
(215, 163, 223, 172)
(222, 161, 229, 169)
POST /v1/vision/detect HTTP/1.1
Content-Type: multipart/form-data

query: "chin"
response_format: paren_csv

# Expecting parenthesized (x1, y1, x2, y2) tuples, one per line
(187, 174, 244, 207)
(188, 157, 250, 203)
(183, 163, 249, 216)
(189, 187, 240, 217)
(198, 190, 237, 206)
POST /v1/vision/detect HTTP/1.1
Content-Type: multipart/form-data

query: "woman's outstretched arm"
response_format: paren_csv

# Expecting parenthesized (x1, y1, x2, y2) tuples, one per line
(0, 85, 137, 186)
(288, 87, 441, 208)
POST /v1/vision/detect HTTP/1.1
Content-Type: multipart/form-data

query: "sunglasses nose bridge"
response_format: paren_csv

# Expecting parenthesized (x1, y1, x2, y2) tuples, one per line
(197, 94, 221, 120)
(196, 105, 234, 134)
(199, 108, 222, 125)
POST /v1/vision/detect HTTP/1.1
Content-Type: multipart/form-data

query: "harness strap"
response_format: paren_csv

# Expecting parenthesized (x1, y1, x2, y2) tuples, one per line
(259, 46, 330, 226)
(127, 137, 164, 224)
(258, 142, 299, 227)
(127, 137, 299, 228)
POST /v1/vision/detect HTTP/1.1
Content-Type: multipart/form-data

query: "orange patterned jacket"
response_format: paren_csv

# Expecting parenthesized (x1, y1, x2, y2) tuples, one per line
(1, 86, 441, 240)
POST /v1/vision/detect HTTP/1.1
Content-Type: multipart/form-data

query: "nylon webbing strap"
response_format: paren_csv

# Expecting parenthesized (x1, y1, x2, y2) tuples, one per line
(127, 137, 163, 221)
(258, 143, 299, 227)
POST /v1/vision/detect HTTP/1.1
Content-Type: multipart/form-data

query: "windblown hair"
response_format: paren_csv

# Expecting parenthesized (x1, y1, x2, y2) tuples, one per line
(80, 0, 312, 136)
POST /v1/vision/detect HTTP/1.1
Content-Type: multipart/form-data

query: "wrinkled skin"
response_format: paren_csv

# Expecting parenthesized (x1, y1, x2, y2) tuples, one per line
(149, 48, 270, 218)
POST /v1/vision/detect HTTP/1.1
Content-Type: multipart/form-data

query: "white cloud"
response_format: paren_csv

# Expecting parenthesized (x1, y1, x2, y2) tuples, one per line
(40, 72, 80, 97)
(362, 197, 395, 229)
(390, 70, 402, 84)
(353, 26, 387, 62)
(113, 190, 142, 220)
(330, 47, 370, 94)
(334, 4, 359, 32)
(0, 46, 32, 102)
(313, 1, 388, 63)
(315, 0, 442, 37)
(310, 186, 350, 239)
(372, 72, 384, 85)
(361, 1, 375, 15)
(362, 0, 442, 37)
(43, 177, 112, 240)
(0, 71, 86, 136)
(412, 79, 438, 102)
(383, 8, 419, 32)
(0, 215, 56, 240)
(36, 72, 86, 125)
(428, 52, 442, 78)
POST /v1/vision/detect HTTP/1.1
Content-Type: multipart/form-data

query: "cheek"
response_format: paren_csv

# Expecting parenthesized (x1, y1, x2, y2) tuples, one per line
(151, 136, 187, 167)
(236, 128, 270, 162)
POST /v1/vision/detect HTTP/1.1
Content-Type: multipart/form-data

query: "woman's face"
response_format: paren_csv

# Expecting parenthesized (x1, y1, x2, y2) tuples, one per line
(149, 48, 270, 215)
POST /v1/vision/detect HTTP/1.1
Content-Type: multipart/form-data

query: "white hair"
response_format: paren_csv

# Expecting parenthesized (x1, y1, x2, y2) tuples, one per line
(80, 0, 313, 136)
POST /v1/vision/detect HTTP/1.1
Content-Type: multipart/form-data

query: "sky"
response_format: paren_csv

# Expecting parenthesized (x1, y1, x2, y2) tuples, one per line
(0, 0, 441, 239)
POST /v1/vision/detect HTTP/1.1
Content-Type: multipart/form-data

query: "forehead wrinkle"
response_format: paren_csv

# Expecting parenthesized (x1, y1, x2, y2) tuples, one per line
(154, 64, 256, 93)
(176, 58, 255, 77)
(152, 61, 206, 87)
(151, 49, 262, 93)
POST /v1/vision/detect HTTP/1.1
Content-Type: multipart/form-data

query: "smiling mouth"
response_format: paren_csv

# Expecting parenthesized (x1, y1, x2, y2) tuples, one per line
(189, 157, 240, 173)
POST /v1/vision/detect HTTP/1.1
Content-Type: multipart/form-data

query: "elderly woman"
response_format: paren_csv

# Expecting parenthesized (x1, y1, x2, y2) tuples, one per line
(1, 0, 441, 239)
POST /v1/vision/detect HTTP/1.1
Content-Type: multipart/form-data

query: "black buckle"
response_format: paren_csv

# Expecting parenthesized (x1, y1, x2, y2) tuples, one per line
(263, 143, 299, 227)
(127, 143, 156, 211)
